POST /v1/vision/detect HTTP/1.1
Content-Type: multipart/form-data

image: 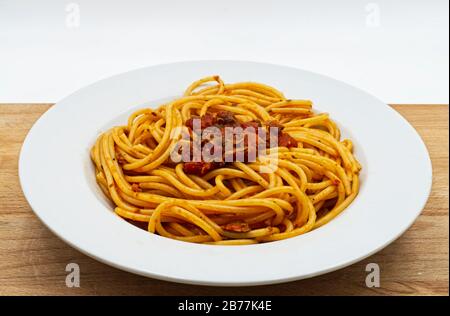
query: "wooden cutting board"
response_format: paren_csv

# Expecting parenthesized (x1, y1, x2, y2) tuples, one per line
(0, 104, 448, 296)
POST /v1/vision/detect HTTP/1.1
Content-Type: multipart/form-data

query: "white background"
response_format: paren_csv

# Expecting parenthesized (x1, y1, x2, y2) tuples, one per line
(0, 0, 448, 104)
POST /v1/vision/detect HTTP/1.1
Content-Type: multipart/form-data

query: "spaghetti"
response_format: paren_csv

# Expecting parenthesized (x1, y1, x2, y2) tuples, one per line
(91, 76, 361, 245)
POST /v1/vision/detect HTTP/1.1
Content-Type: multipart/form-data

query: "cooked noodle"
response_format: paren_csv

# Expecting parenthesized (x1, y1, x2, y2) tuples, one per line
(91, 76, 361, 245)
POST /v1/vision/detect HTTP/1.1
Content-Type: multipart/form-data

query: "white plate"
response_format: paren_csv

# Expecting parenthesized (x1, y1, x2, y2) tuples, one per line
(19, 61, 432, 286)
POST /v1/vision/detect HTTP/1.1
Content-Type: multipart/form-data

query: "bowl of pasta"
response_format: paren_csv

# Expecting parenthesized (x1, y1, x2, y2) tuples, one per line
(19, 61, 432, 285)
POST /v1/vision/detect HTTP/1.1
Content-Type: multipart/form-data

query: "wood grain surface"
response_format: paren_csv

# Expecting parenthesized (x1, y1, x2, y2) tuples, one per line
(0, 104, 448, 296)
